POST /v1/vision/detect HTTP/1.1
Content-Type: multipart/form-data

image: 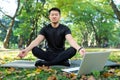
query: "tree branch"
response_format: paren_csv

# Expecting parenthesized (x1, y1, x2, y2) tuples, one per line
(0, 9, 13, 19)
(87, 2, 117, 19)
(110, 0, 120, 22)
(13, 0, 20, 18)
(0, 21, 7, 31)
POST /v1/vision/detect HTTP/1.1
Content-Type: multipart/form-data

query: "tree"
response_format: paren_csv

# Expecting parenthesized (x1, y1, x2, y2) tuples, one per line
(49, 0, 118, 47)
(110, 0, 120, 22)
(0, 0, 21, 48)
(13, 0, 48, 48)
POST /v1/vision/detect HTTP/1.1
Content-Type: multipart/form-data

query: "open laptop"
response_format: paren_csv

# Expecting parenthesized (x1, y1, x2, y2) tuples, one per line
(62, 51, 110, 76)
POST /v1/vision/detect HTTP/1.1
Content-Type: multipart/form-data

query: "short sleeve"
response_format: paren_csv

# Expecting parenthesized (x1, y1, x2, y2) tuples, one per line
(39, 27, 46, 36)
(64, 26, 71, 35)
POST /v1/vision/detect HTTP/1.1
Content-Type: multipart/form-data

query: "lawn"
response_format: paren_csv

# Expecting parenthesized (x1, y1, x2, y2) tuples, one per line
(0, 48, 120, 80)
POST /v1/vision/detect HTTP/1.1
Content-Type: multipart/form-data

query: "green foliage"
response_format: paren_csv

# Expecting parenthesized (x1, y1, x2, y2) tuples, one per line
(48, 0, 118, 47)
(13, 0, 48, 46)
(13, 23, 32, 39)
(92, 70, 100, 79)
(1, 0, 120, 48)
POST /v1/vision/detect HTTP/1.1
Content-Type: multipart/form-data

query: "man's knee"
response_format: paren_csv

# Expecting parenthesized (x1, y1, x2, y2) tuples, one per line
(32, 46, 40, 56)
(32, 46, 38, 53)
(68, 47, 77, 56)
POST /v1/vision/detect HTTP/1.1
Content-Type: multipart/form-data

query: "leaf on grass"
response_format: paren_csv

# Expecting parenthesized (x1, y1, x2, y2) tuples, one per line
(47, 75, 57, 80)
(0, 78, 3, 80)
(37, 65, 56, 73)
(0, 71, 2, 74)
(0, 71, 3, 79)
(35, 68, 42, 74)
(114, 69, 120, 76)
(62, 72, 77, 79)
(3, 56, 9, 60)
(87, 76, 96, 80)
(115, 69, 120, 73)
(108, 68, 115, 73)
(13, 57, 21, 60)
(38, 65, 49, 70)
(70, 73, 77, 80)
(0, 58, 2, 60)
(116, 72, 120, 76)
(6, 67, 15, 74)
(63, 72, 71, 78)
(102, 72, 114, 78)
(27, 73, 36, 77)
(80, 75, 88, 80)
(7, 67, 15, 72)
(0, 61, 6, 64)
(71, 76, 77, 80)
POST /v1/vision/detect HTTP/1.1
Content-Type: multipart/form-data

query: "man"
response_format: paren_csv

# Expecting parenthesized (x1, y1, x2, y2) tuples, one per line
(18, 7, 85, 67)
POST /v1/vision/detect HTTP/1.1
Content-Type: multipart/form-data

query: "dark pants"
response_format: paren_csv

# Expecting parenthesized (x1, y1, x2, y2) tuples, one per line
(32, 47, 76, 63)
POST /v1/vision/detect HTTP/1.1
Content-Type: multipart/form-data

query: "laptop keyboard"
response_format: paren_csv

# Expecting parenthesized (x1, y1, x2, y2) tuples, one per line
(70, 70, 78, 73)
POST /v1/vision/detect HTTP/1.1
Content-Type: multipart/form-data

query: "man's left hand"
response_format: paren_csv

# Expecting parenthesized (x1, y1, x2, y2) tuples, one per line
(79, 48, 85, 57)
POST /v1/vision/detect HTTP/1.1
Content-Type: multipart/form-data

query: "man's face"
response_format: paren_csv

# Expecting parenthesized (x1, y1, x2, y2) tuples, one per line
(49, 10, 60, 24)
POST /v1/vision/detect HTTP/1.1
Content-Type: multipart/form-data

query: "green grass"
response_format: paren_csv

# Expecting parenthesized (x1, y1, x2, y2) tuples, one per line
(0, 48, 120, 80)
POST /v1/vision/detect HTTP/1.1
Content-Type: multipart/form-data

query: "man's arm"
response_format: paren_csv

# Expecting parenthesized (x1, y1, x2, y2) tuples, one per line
(65, 34, 85, 56)
(25, 35, 45, 52)
(18, 35, 45, 58)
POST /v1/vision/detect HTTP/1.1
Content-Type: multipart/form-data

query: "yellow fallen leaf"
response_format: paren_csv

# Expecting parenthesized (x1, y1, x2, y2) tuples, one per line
(81, 75, 88, 80)
(116, 72, 120, 76)
(102, 72, 114, 78)
(6, 71, 12, 74)
(36, 68, 42, 72)
(0, 71, 2, 75)
(0, 61, 6, 64)
(3, 56, 9, 60)
(71, 76, 77, 80)
(27, 73, 36, 77)
(88, 76, 96, 80)
(0, 58, 2, 60)
(5, 67, 15, 75)
(115, 69, 120, 73)
(70, 73, 77, 79)
(14, 57, 21, 60)
(47, 75, 57, 80)
(7, 67, 15, 72)
(35, 68, 42, 74)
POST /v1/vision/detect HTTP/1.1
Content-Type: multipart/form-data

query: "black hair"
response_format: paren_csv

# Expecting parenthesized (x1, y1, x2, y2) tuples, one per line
(49, 7, 61, 15)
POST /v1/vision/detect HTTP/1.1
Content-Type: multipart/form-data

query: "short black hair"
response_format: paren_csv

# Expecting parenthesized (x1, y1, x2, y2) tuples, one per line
(49, 7, 61, 15)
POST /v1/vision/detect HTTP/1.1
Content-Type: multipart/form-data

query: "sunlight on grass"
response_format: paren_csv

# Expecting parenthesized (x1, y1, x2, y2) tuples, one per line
(0, 50, 36, 65)
(109, 51, 120, 63)
(0, 48, 120, 63)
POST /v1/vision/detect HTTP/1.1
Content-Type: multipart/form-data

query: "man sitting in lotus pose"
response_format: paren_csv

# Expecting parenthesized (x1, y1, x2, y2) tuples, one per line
(18, 7, 85, 67)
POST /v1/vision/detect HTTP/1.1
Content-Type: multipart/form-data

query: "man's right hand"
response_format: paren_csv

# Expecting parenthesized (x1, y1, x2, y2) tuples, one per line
(18, 49, 28, 59)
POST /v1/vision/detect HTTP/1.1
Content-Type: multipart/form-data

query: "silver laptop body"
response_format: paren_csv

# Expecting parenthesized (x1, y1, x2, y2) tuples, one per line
(62, 51, 110, 76)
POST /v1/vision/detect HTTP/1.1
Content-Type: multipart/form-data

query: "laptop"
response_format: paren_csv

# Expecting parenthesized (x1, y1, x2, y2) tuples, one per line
(62, 51, 110, 76)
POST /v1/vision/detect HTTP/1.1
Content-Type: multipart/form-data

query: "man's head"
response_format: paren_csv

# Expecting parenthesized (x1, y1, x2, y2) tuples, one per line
(49, 7, 61, 15)
(48, 7, 61, 24)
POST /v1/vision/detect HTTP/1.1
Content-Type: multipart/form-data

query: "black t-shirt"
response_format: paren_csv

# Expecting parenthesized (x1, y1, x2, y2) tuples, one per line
(39, 24, 71, 52)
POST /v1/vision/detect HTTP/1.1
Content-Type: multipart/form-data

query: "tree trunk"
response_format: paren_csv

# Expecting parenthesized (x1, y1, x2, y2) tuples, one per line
(110, 0, 120, 22)
(18, 35, 24, 49)
(2, 0, 20, 48)
(3, 20, 14, 48)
